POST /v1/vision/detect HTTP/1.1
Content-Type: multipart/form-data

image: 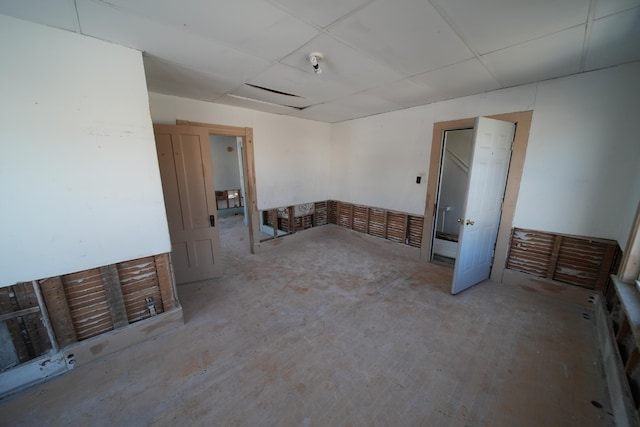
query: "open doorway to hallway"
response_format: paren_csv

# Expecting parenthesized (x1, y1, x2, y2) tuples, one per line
(209, 134, 249, 251)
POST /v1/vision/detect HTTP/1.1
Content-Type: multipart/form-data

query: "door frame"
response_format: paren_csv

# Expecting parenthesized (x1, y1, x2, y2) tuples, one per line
(421, 111, 533, 283)
(176, 120, 260, 254)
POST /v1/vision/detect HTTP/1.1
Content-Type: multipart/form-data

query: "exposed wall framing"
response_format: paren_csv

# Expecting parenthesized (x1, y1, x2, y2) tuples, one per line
(506, 228, 621, 292)
(1, 253, 177, 374)
(264, 201, 329, 237)
(328, 201, 424, 248)
(261, 200, 424, 250)
(605, 278, 640, 423)
(0, 283, 52, 370)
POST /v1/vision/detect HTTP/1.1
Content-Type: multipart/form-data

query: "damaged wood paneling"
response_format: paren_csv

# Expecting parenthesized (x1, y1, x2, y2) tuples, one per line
(407, 216, 424, 248)
(386, 212, 408, 243)
(328, 201, 425, 249)
(1, 252, 177, 368)
(506, 228, 621, 292)
(353, 206, 368, 234)
(118, 257, 164, 324)
(367, 208, 387, 239)
(261, 200, 425, 250)
(328, 200, 337, 224)
(62, 268, 113, 341)
(314, 201, 328, 226)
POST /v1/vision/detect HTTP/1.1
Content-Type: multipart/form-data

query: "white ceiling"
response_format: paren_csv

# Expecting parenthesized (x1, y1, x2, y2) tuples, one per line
(2, 0, 639, 123)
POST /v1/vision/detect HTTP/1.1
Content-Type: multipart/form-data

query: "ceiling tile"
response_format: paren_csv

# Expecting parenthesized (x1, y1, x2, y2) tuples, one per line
(248, 63, 354, 102)
(595, 0, 640, 18)
(77, 0, 271, 83)
(363, 78, 439, 108)
(143, 55, 236, 102)
(481, 26, 585, 87)
(586, 8, 640, 70)
(412, 59, 501, 101)
(333, 92, 400, 116)
(94, 0, 293, 46)
(236, 16, 320, 61)
(433, 0, 589, 54)
(288, 102, 365, 123)
(328, 0, 473, 76)
(268, 0, 374, 28)
(0, 0, 79, 32)
(281, 34, 404, 92)
(230, 84, 319, 109)
(215, 94, 300, 115)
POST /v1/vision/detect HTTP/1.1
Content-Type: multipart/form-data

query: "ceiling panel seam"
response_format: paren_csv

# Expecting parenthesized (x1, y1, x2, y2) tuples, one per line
(580, 0, 597, 72)
(73, 0, 82, 33)
(427, 0, 505, 88)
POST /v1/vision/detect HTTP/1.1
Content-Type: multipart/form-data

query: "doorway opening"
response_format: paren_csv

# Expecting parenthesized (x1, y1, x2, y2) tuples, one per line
(175, 120, 260, 256)
(208, 134, 251, 253)
(432, 128, 473, 267)
(421, 111, 533, 287)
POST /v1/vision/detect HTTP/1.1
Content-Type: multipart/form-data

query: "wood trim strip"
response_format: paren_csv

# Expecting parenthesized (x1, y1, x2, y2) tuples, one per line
(174, 120, 259, 255)
(243, 128, 260, 254)
(155, 253, 176, 311)
(288, 206, 295, 233)
(176, 120, 245, 136)
(546, 235, 563, 279)
(596, 244, 619, 292)
(619, 200, 640, 284)
(0, 306, 40, 322)
(39, 277, 77, 347)
(100, 265, 129, 329)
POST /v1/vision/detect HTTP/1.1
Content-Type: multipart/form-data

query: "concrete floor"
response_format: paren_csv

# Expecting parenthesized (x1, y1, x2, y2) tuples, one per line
(0, 215, 614, 426)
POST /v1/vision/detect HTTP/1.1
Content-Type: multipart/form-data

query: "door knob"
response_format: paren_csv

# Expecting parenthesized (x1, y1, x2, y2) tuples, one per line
(466, 219, 475, 226)
(457, 218, 463, 224)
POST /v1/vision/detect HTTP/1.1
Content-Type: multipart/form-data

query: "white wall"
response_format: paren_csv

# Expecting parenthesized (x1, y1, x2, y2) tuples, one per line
(0, 16, 170, 286)
(515, 64, 640, 246)
(332, 62, 640, 248)
(149, 93, 332, 210)
(210, 135, 241, 190)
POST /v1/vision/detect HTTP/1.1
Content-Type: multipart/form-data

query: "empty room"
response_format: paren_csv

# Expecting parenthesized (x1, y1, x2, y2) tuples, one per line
(1, 1, 640, 426)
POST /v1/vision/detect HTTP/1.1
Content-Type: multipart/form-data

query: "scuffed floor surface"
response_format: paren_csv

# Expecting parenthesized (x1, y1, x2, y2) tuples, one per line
(0, 216, 613, 426)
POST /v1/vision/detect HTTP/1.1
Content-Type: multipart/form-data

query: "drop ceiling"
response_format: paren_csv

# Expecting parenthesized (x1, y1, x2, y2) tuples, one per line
(2, 0, 639, 123)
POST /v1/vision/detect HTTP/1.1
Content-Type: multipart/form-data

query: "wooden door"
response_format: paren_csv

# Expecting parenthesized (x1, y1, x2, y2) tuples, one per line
(451, 117, 516, 294)
(154, 125, 222, 284)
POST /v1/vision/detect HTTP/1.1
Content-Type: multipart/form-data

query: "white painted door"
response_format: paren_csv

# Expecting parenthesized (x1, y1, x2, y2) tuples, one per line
(154, 125, 222, 284)
(451, 117, 516, 294)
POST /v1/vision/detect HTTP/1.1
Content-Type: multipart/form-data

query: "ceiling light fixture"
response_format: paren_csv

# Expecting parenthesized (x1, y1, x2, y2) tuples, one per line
(309, 52, 323, 75)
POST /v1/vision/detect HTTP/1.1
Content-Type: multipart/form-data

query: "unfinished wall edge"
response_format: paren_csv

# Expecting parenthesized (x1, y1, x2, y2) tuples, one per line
(0, 307, 183, 400)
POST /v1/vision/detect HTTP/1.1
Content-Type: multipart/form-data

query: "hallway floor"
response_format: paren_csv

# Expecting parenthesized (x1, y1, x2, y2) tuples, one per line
(0, 216, 613, 426)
